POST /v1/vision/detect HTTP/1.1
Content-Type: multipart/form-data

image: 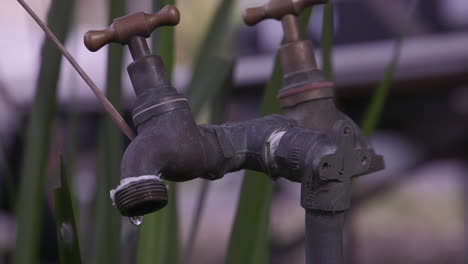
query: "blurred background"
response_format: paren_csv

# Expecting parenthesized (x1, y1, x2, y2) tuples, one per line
(1, 0, 468, 263)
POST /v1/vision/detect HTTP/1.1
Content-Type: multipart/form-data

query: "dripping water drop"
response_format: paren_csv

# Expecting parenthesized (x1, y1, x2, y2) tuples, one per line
(129, 216, 143, 226)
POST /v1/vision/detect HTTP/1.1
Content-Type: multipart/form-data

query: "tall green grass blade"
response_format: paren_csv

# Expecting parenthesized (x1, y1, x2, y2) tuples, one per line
(13, 0, 74, 263)
(184, 180, 210, 262)
(0, 139, 16, 211)
(360, 48, 400, 136)
(209, 64, 234, 124)
(321, 2, 334, 81)
(184, 61, 234, 262)
(181, 1, 235, 261)
(93, 1, 126, 264)
(54, 158, 82, 264)
(226, 8, 313, 264)
(153, 0, 176, 75)
(137, 181, 180, 264)
(185, 0, 235, 116)
(0, 82, 17, 210)
(64, 102, 79, 183)
(137, 1, 180, 264)
(225, 170, 274, 264)
(361, 0, 420, 136)
(61, 95, 81, 236)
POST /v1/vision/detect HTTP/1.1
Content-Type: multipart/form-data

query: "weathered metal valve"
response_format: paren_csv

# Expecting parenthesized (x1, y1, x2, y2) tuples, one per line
(243, 1, 384, 263)
(84, 6, 181, 218)
(84, 5, 179, 52)
(83, 3, 384, 264)
(244, 0, 334, 106)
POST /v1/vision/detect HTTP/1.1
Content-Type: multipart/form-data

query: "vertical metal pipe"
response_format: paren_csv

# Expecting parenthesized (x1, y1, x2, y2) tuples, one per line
(305, 210, 344, 264)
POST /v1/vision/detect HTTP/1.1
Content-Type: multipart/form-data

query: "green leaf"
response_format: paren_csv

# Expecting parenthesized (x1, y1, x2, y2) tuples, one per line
(92, 1, 126, 264)
(64, 100, 80, 186)
(137, 1, 180, 264)
(185, 0, 235, 116)
(137, 182, 179, 264)
(361, 0, 420, 136)
(181, 1, 236, 260)
(153, 0, 177, 75)
(0, 139, 16, 211)
(226, 8, 313, 264)
(360, 49, 399, 136)
(54, 159, 82, 264)
(184, 61, 234, 261)
(13, 0, 74, 263)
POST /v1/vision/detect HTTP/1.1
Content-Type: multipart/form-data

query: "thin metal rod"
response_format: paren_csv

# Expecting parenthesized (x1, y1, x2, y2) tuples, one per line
(17, 0, 136, 140)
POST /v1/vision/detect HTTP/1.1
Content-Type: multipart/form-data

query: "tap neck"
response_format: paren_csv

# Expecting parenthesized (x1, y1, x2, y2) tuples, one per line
(127, 55, 189, 128)
(281, 14, 301, 43)
(128, 36, 152, 60)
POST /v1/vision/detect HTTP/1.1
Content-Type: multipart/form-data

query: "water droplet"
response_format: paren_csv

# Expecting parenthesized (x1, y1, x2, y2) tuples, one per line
(129, 216, 143, 226)
(59, 222, 74, 246)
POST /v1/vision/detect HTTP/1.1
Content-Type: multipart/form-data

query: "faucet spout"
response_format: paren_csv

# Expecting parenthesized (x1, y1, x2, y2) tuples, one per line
(114, 113, 305, 217)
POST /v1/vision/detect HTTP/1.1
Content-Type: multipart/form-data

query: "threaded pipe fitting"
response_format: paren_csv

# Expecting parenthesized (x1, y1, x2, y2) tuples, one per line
(110, 175, 168, 217)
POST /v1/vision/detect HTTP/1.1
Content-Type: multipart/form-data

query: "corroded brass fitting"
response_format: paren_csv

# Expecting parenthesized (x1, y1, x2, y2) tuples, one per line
(84, 5, 182, 218)
(84, 5, 179, 52)
(84, 6, 340, 220)
(244, 0, 334, 108)
(243, 0, 384, 216)
(243, 1, 384, 263)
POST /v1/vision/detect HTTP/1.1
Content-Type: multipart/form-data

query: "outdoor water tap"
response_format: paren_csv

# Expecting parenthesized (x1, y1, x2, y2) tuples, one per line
(84, 6, 185, 216)
(83, 5, 334, 220)
(244, 0, 384, 263)
(83, 3, 383, 262)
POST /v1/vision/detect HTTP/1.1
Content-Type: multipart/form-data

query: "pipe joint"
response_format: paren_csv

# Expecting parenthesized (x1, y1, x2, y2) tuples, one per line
(114, 112, 300, 217)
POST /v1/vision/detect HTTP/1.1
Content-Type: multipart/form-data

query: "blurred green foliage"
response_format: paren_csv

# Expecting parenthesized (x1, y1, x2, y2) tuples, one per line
(13, 0, 74, 263)
(54, 159, 82, 264)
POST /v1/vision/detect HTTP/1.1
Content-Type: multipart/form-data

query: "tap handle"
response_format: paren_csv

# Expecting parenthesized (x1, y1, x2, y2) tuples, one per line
(243, 0, 327, 26)
(84, 5, 180, 52)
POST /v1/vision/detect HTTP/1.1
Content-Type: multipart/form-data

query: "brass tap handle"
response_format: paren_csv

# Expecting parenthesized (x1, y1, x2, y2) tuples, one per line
(84, 5, 180, 52)
(243, 0, 327, 26)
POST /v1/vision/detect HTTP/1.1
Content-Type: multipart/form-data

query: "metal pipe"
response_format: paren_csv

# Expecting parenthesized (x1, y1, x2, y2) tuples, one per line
(274, 9, 383, 264)
(305, 211, 345, 264)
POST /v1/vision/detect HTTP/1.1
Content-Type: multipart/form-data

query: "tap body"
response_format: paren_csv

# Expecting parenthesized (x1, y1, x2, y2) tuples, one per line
(85, 5, 384, 264)
(273, 17, 384, 264)
(114, 50, 341, 217)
